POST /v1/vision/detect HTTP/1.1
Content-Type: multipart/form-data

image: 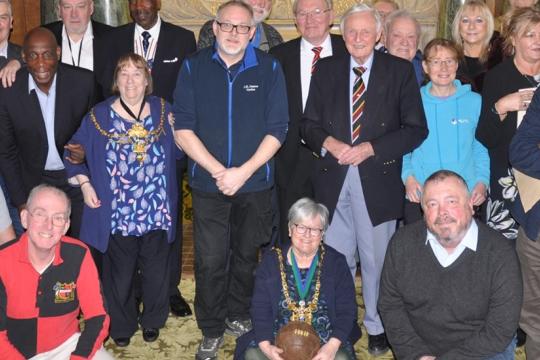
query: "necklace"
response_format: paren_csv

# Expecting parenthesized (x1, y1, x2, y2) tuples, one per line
(90, 98, 166, 164)
(275, 245, 325, 323)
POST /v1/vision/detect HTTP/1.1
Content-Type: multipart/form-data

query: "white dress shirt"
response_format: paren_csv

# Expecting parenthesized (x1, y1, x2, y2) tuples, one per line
(300, 35, 333, 110)
(61, 21, 94, 71)
(28, 74, 64, 171)
(349, 52, 374, 139)
(426, 220, 478, 267)
(134, 15, 162, 68)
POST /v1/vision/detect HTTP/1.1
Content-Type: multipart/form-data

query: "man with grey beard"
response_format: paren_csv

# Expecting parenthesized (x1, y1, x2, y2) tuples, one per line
(378, 170, 522, 360)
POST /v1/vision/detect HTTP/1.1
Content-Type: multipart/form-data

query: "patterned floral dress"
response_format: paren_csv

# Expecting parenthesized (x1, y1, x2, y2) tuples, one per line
(106, 110, 172, 236)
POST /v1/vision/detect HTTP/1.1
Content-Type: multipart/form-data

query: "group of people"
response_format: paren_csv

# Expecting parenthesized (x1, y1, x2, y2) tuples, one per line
(0, 0, 539, 359)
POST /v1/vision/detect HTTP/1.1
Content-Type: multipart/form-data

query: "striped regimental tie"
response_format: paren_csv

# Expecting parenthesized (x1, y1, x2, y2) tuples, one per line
(352, 66, 366, 143)
(311, 46, 323, 74)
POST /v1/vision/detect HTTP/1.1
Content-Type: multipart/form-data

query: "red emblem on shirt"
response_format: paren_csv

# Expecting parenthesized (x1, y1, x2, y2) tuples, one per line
(53, 282, 76, 303)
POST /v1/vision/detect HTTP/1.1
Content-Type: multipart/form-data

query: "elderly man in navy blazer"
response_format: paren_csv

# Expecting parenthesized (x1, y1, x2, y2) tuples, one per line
(300, 3, 427, 355)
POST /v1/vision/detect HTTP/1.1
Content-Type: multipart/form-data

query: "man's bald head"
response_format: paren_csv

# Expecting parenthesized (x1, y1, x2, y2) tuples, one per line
(22, 27, 61, 94)
(23, 27, 58, 51)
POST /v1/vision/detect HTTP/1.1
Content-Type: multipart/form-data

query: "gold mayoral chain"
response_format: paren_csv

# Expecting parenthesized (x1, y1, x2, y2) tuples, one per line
(90, 98, 166, 164)
(275, 245, 325, 324)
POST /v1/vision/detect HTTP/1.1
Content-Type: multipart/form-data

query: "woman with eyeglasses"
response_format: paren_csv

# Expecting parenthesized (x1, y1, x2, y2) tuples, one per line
(234, 198, 361, 360)
(63, 53, 180, 347)
(452, 0, 503, 91)
(401, 38, 489, 224)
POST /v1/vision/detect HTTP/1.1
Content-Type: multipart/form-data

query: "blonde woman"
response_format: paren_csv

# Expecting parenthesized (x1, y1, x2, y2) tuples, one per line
(452, 0, 503, 91)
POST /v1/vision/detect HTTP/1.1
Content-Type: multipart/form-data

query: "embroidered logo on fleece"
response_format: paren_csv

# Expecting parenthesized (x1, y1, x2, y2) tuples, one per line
(53, 282, 76, 303)
(243, 84, 259, 92)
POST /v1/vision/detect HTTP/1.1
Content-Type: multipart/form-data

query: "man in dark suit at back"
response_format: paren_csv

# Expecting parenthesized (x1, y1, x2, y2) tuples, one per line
(44, 0, 112, 72)
(0, 27, 96, 238)
(300, 3, 427, 356)
(98, 0, 195, 102)
(97, 0, 197, 318)
(270, 0, 346, 244)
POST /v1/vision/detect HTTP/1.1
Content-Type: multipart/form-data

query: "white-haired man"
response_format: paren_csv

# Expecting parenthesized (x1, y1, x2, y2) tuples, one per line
(300, 3, 427, 355)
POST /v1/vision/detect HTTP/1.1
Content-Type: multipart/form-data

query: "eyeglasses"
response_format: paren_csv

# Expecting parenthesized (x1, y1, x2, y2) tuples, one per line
(426, 58, 458, 68)
(296, 8, 331, 20)
(29, 209, 68, 227)
(293, 223, 324, 237)
(215, 21, 252, 34)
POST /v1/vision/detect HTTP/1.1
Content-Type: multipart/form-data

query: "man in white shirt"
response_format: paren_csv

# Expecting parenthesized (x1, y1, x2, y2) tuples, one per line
(270, 0, 347, 245)
(1, 0, 112, 87)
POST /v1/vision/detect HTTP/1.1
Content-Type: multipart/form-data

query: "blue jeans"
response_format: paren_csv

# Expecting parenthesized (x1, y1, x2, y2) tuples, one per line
(485, 335, 517, 360)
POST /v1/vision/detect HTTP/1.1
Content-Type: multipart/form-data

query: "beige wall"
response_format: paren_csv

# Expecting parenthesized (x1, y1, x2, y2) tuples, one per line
(160, 0, 440, 49)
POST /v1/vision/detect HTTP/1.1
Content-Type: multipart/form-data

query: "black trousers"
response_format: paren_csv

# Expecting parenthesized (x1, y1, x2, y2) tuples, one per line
(192, 189, 272, 337)
(41, 170, 83, 238)
(103, 230, 170, 339)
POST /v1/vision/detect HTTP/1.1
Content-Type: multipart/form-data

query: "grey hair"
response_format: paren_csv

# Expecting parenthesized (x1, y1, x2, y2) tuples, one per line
(27, 184, 72, 218)
(420, 170, 470, 209)
(292, 0, 333, 15)
(0, 0, 12, 17)
(215, 0, 255, 26)
(340, 3, 382, 34)
(287, 198, 330, 232)
(385, 9, 421, 41)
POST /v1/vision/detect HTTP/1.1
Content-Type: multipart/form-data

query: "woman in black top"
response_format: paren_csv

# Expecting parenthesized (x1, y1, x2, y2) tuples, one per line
(476, 7, 540, 239)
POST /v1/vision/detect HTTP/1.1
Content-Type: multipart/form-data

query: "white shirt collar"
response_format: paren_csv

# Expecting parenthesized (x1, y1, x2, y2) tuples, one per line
(350, 51, 374, 73)
(300, 33, 332, 53)
(62, 20, 94, 43)
(135, 14, 161, 39)
(426, 220, 478, 268)
(28, 73, 57, 95)
(0, 41, 8, 57)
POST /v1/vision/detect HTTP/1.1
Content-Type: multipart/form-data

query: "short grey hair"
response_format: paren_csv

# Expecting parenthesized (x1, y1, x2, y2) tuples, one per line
(215, 0, 255, 26)
(0, 0, 12, 17)
(385, 9, 421, 41)
(27, 184, 72, 218)
(340, 3, 382, 35)
(287, 198, 330, 232)
(292, 0, 333, 15)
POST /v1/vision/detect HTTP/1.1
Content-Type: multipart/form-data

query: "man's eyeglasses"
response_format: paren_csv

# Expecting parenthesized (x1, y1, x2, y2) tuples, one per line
(296, 8, 331, 20)
(215, 21, 252, 34)
(29, 209, 68, 227)
(293, 223, 324, 237)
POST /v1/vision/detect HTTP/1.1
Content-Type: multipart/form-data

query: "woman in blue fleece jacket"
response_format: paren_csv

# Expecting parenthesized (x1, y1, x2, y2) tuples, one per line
(402, 39, 489, 223)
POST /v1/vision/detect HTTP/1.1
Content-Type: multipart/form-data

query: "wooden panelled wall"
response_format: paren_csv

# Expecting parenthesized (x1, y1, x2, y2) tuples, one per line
(10, 0, 40, 45)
